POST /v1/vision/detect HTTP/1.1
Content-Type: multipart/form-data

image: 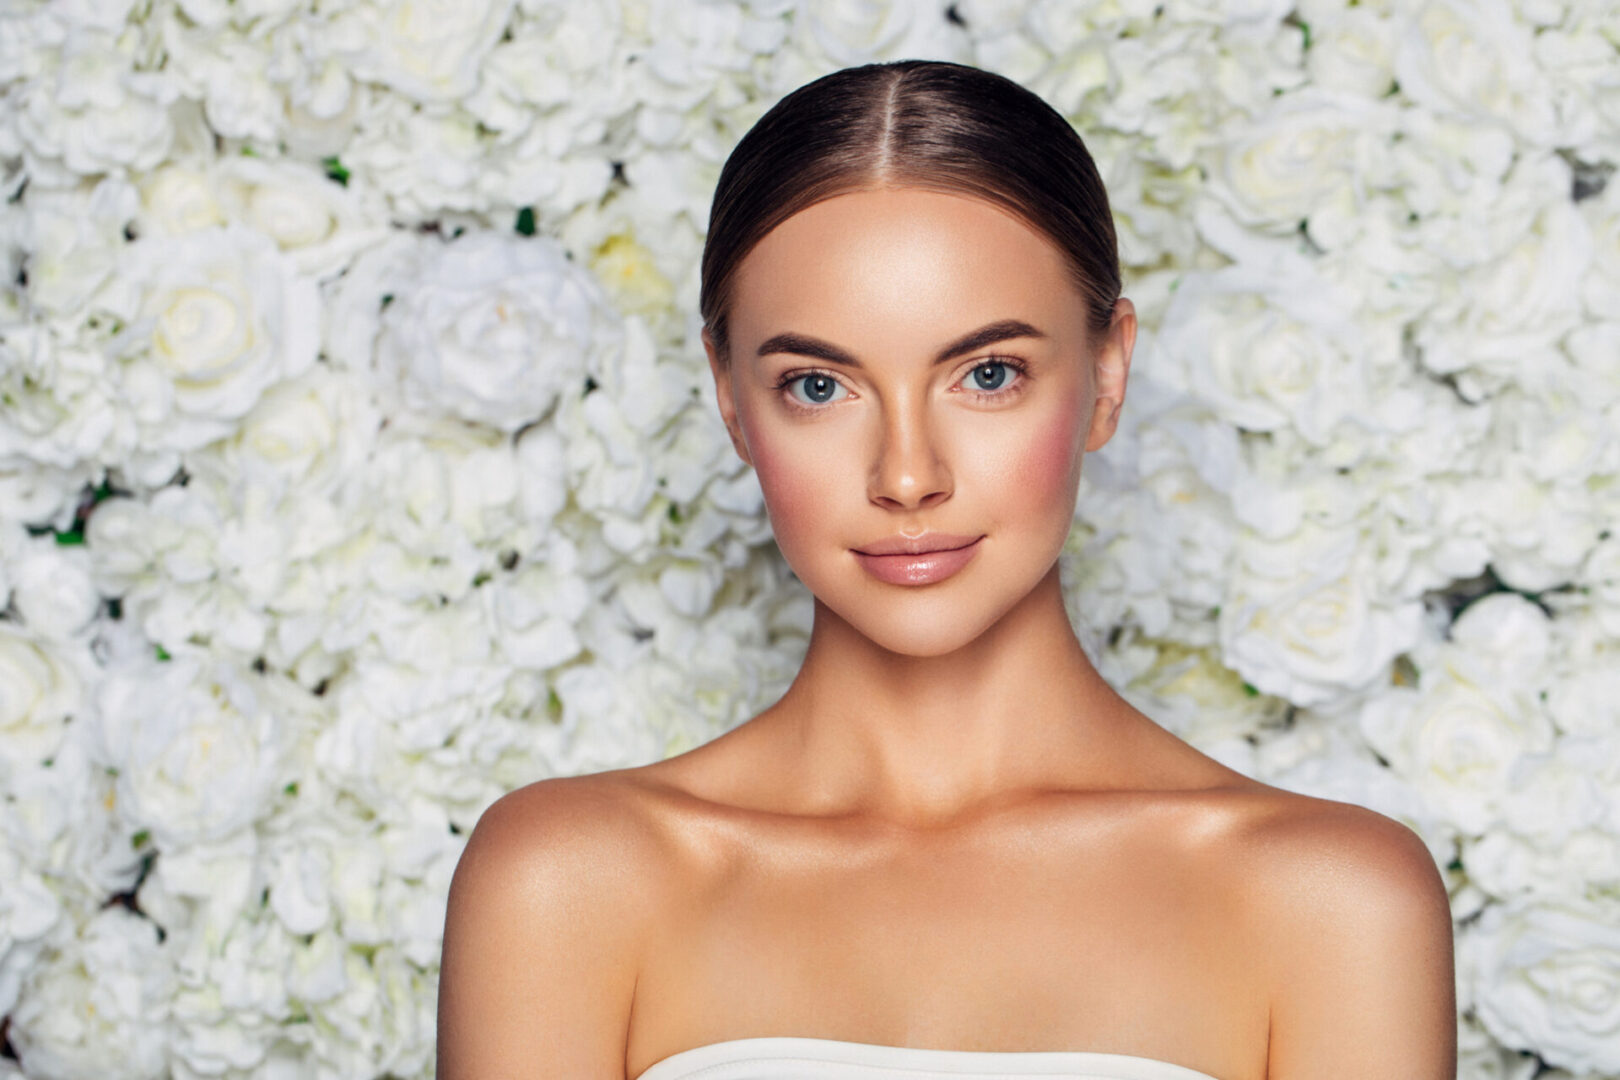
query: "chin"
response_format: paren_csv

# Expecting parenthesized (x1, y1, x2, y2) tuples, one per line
(813, 583, 1023, 659)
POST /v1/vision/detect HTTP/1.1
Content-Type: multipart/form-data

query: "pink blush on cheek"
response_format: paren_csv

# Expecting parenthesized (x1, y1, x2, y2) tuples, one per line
(740, 418, 828, 545)
(1018, 400, 1085, 503)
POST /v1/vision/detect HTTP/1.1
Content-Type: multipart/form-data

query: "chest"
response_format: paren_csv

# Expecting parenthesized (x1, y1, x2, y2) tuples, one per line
(626, 815, 1272, 1080)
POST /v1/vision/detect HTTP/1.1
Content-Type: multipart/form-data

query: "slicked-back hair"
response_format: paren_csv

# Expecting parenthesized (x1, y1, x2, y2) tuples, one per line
(699, 60, 1121, 367)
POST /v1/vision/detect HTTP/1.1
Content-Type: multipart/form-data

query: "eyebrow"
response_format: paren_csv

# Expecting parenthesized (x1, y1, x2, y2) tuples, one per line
(754, 318, 1048, 369)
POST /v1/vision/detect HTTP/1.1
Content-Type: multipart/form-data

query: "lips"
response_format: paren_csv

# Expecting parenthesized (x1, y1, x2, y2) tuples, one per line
(851, 533, 984, 586)
(851, 532, 983, 556)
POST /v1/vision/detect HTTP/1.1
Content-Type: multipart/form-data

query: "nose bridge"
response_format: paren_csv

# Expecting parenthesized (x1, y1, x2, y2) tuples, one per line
(869, 382, 949, 508)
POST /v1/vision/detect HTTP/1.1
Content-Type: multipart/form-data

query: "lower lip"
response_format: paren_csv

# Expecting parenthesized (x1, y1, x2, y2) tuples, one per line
(852, 537, 983, 586)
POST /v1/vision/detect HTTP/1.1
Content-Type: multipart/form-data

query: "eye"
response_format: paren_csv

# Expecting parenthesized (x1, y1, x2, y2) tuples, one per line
(957, 358, 1026, 397)
(781, 370, 850, 408)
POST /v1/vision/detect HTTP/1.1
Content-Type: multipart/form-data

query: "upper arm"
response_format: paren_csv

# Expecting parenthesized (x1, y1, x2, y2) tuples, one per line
(436, 778, 655, 1080)
(1262, 802, 1458, 1080)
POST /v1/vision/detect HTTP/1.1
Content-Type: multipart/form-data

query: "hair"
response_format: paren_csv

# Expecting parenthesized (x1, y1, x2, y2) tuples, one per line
(699, 59, 1121, 368)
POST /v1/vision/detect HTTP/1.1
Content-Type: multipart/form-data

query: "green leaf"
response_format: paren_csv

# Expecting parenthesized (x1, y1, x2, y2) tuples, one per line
(1241, 682, 1259, 697)
(514, 206, 536, 236)
(54, 528, 85, 545)
(132, 829, 150, 849)
(284, 781, 299, 796)
(154, 643, 171, 661)
(322, 156, 351, 187)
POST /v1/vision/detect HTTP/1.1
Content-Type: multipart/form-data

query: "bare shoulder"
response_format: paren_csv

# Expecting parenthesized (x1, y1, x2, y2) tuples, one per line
(1234, 788, 1452, 923)
(437, 772, 676, 1080)
(1227, 788, 1457, 1080)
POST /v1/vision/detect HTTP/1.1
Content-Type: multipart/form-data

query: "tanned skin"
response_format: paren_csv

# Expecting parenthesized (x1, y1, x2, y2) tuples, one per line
(436, 187, 1458, 1080)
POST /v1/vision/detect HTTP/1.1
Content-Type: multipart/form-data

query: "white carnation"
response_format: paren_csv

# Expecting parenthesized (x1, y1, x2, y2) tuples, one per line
(329, 0, 516, 104)
(7, 906, 173, 1080)
(91, 654, 283, 850)
(10, 23, 178, 186)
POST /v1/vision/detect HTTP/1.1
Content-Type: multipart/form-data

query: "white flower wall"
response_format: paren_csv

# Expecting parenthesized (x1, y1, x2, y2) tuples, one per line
(0, 0, 1616, 1077)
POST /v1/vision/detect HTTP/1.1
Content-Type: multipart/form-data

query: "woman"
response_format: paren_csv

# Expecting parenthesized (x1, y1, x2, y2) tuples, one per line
(436, 60, 1457, 1080)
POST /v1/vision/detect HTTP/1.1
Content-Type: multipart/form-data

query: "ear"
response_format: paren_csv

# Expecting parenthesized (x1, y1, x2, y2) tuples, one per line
(703, 326, 753, 467)
(1084, 297, 1136, 453)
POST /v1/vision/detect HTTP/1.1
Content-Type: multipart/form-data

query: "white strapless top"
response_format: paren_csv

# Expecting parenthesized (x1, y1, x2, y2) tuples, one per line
(633, 1036, 1223, 1080)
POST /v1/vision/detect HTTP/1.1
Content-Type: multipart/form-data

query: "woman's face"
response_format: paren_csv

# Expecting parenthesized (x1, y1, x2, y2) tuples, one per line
(705, 186, 1132, 657)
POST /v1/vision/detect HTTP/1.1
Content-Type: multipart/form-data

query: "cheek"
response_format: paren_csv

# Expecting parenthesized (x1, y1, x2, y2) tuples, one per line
(739, 410, 838, 543)
(1009, 398, 1085, 512)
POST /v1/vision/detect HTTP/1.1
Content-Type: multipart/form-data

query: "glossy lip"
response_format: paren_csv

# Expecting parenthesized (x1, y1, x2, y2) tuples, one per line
(851, 535, 984, 586)
(851, 532, 983, 556)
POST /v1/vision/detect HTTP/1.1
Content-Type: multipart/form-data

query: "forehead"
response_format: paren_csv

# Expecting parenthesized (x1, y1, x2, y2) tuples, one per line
(729, 187, 1084, 348)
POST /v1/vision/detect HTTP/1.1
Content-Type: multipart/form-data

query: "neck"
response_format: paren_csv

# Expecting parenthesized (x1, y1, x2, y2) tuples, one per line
(759, 563, 1146, 829)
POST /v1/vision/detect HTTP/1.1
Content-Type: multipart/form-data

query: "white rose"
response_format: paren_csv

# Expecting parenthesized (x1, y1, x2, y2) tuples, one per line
(19, 176, 139, 317)
(103, 224, 320, 454)
(1446, 592, 1551, 688)
(136, 164, 226, 238)
(1437, 464, 1598, 594)
(1206, 87, 1398, 245)
(1221, 521, 1424, 707)
(1413, 155, 1591, 392)
(215, 156, 391, 279)
(1466, 892, 1620, 1075)
(7, 906, 174, 1080)
(1463, 733, 1620, 900)
(1393, 0, 1593, 148)
(1298, 0, 1397, 98)
(373, 230, 622, 432)
(784, 0, 969, 71)
(91, 654, 283, 849)
(1155, 261, 1380, 446)
(330, 0, 517, 104)
(1121, 642, 1288, 745)
(1359, 646, 1557, 835)
(7, 538, 99, 641)
(185, 362, 383, 506)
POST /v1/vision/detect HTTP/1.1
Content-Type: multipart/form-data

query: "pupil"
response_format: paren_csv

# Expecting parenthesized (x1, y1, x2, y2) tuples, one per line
(809, 375, 833, 402)
(975, 363, 1005, 390)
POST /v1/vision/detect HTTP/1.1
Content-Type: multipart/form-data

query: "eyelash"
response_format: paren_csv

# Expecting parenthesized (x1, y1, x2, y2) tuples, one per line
(773, 357, 1032, 413)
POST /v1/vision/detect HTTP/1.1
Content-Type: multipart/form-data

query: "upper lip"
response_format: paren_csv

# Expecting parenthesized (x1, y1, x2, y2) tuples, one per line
(852, 532, 983, 556)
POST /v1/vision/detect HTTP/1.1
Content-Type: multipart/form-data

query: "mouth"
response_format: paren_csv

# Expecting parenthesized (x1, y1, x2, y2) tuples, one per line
(851, 532, 983, 556)
(851, 535, 984, 586)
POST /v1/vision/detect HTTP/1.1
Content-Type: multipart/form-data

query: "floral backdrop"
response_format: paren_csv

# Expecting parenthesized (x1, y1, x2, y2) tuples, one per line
(0, 0, 1616, 1077)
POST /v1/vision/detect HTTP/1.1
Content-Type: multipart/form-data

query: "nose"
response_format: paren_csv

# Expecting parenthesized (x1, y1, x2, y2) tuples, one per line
(867, 392, 952, 511)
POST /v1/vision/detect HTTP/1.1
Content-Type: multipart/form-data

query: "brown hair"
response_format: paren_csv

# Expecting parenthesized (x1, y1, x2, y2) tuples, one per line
(699, 59, 1121, 367)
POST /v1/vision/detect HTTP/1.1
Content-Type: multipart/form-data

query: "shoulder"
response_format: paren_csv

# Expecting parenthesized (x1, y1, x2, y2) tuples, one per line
(1236, 790, 1451, 925)
(437, 771, 679, 1078)
(1227, 789, 1457, 1078)
(447, 770, 677, 917)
